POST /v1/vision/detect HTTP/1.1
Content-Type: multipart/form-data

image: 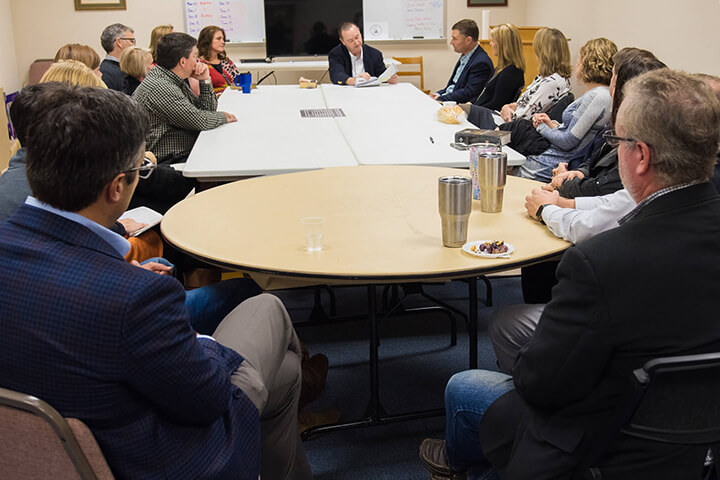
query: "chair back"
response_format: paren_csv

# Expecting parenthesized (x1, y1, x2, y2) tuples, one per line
(623, 352, 720, 445)
(547, 92, 574, 123)
(0, 387, 115, 480)
(392, 56, 428, 94)
(28, 59, 54, 85)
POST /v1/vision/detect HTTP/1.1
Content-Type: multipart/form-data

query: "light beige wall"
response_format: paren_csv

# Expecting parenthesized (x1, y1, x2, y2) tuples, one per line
(9, 0, 716, 95)
(10, 0, 186, 88)
(0, 0, 20, 92)
(7, 0, 525, 92)
(526, 0, 720, 93)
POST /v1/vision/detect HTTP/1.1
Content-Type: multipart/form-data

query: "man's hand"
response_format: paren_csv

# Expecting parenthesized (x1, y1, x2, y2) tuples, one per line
(118, 218, 147, 236)
(387, 73, 399, 85)
(222, 111, 237, 122)
(191, 61, 210, 81)
(500, 103, 516, 123)
(430, 93, 439, 100)
(130, 260, 173, 276)
(525, 188, 561, 220)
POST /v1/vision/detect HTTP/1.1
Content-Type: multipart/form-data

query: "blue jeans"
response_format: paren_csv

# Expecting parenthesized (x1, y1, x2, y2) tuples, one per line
(142, 258, 262, 334)
(445, 370, 515, 480)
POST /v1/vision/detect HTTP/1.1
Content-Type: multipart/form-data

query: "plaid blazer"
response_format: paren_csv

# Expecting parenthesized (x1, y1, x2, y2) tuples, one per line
(0, 205, 259, 480)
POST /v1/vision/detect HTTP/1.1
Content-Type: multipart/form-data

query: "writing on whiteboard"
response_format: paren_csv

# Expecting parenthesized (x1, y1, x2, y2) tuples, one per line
(185, 0, 265, 43)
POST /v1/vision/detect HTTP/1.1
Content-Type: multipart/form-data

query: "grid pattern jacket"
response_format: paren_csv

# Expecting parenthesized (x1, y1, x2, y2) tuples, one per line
(0, 205, 260, 479)
(133, 66, 226, 162)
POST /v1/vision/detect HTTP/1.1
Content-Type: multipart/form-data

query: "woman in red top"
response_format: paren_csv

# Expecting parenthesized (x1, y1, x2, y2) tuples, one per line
(197, 25, 241, 94)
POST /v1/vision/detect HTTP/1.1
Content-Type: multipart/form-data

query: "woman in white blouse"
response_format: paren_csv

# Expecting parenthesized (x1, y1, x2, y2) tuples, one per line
(500, 27, 572, 122)
(465, 27, 572, 128)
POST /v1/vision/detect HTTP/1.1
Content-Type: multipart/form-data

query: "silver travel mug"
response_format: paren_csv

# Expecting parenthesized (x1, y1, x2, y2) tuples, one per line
(438, 176, 472, 247)
(477, 151, 507, 213)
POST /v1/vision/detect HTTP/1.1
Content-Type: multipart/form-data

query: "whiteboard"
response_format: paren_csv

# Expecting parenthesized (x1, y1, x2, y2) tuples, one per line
(363, 0, 445, 41)
(184, 0, 266, 43)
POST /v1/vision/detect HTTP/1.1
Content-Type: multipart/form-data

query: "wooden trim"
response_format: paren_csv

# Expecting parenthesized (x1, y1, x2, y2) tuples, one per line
(74, 0, 126, 11)
(467, 0, 507, 6)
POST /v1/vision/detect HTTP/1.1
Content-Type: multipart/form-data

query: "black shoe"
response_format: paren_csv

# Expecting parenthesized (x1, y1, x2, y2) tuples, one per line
(419, 438, 466, 479)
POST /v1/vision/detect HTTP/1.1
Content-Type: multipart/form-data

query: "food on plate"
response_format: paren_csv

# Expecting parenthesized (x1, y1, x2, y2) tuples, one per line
(470, 241, 509, 255)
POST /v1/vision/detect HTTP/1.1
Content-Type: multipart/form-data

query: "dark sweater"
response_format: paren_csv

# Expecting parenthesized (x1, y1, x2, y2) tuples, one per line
(0, 148, 29, 221)
(472, 65, 524, 111)
(99, 57, 125, 92)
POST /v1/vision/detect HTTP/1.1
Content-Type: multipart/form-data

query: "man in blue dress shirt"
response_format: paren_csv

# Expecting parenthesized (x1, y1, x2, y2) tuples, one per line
(432, 19, 494, 103)
(0, 84, 312, 480)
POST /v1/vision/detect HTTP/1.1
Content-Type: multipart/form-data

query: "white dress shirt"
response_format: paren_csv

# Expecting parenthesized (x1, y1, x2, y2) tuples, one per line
(349, 48, 365, 78)
(541, 189, 636, 244)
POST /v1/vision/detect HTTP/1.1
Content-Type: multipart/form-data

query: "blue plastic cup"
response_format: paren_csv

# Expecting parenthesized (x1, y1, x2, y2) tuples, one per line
(238, 73, 251, 93)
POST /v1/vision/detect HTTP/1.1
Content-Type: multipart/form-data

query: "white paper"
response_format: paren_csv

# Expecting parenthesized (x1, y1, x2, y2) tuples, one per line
(365, 21, 389, 40)
(377, 63, 398, 82)
(481, 10, 490, 40)
(356, 63, 398, 88)
(119, 206, 163, 236)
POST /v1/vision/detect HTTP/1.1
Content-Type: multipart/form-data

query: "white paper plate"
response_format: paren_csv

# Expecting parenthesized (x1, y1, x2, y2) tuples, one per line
(462, 240, 514, 258)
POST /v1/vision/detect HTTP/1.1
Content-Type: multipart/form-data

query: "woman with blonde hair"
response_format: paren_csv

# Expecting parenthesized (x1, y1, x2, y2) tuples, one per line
(40, 60, 106, 88)
(53, 44, 103, 79)
(466, 27, 572, 129)
(471, 23, 526, 111)
(149, 24, 173, 62)
(119, 46, 155, 95)
(197, 25, 240, 92)
(502, 27, 572, 121)
(511, 37, 617, 182)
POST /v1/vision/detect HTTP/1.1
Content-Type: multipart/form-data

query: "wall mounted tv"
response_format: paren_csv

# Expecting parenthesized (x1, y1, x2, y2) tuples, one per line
(264, 0, 363, 58)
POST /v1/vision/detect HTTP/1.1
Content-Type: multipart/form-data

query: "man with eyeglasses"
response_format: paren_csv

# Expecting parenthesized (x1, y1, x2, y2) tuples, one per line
(420, 69, 720, 479)
(0, 85, 312, 480)
(99, 23, 136, 91)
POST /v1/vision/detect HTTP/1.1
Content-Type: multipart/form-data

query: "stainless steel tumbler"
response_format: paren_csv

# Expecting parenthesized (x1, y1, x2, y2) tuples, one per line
(477, 151, 507, 213)
(438, 176, 472, 247)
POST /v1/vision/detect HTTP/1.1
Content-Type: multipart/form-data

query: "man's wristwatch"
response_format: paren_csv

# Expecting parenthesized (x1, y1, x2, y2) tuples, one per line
(535, 203, 551, 224)
(201, 79, 212, 85)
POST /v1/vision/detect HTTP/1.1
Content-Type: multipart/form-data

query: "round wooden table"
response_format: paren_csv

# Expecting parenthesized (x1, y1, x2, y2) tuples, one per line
(162, 165, 570, 435)
(162, 165, 568, 287)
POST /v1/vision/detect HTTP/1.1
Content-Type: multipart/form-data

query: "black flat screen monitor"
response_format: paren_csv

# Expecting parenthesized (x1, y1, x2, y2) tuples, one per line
(264, 0, 363, 58)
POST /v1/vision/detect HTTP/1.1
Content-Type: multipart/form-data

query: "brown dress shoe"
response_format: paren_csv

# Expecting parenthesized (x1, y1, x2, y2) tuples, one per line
(299, 353, 329, 409)
(419, 438, 466, 479)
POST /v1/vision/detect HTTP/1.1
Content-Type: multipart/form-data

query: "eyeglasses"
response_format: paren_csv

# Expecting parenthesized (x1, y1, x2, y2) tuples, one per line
(123, 157, 156, 179)
(119, 37, 136, 44)
(603, 129, 638, 148)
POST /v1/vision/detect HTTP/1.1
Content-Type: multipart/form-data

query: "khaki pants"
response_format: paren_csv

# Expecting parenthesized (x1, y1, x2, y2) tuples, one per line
(213, 294, 313, 480)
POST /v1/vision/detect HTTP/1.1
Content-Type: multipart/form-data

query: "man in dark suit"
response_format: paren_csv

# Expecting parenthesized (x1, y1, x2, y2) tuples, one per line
(432, 19, 493, 103)
(328, 22, 398, 86)
(0, 84, 312, 480)
(99, 23, 135, 91)
(420, 69, 720, 479)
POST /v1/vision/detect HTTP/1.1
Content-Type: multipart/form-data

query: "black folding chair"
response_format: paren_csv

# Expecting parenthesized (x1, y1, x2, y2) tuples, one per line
(587, 352, 720, 480)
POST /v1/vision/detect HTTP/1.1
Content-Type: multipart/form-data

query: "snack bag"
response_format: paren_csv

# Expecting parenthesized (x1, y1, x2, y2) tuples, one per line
(437, 102, 466, 124)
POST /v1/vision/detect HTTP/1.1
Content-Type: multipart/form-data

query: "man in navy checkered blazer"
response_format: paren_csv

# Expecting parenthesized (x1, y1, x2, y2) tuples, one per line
(0, 84, 312, 480)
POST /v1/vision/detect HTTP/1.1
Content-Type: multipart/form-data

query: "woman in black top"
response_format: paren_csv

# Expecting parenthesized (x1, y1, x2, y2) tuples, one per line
(473, 23, 526, 111)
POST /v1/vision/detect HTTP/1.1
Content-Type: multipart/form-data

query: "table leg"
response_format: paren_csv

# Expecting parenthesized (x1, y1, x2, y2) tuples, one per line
(366, 284, 386, 420)
(468, 277, 478, 370)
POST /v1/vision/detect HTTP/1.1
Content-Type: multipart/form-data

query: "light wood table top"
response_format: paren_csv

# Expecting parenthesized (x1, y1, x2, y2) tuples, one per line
(162, 165, 569, 289)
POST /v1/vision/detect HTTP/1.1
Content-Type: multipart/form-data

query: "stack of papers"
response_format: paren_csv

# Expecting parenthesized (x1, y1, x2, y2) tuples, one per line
(119, 206, 163, 236)
(355, 63, 398, 88)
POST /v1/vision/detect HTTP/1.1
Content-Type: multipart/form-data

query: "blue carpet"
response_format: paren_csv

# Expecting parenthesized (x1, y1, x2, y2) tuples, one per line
(275, 276, 523, 479)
